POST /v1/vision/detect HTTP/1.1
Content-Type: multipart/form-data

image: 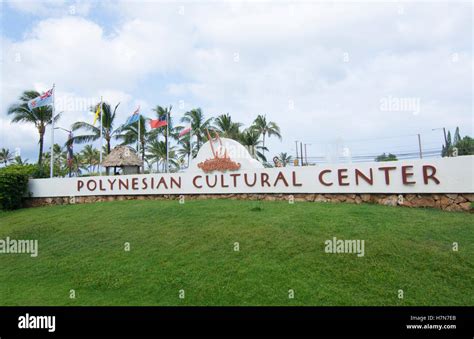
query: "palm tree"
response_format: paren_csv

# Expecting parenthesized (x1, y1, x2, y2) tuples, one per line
(70, 153, 87, 176)
(238, 129, 268, 162)
(252, 115, 281, 157)
(146, 140, 178, 172)
(0, 148, 14, 166)
(177, 133, 197, 167)
(118, 115, 149, 161)
(213, 113, 242, 139)
(7, 90, 60, 165)
(53, 144, 64, 167)
(151, 105, 173, 142)
(41, 143, 65, 176)
(181, 108, 213, 150)
(72, 102, 121, 156)
(276, 152, 292, 167)
(81, 145, 98, 172)
(12, 155, 28, 165)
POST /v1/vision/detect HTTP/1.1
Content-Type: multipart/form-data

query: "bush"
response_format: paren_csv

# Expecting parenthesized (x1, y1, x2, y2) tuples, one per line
(0, 164, 36, 210)
(455, 136, 474, 156)
(375, 153, 398, 162)
(31, 163, 49, 179)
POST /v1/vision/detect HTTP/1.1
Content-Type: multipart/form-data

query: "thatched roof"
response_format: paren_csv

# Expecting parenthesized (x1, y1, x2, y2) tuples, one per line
(101, 145, 143, 167)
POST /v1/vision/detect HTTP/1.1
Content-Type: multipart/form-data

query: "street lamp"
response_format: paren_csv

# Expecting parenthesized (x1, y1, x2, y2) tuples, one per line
(432, 127, 447, 146)
(54, 126, 71, 133)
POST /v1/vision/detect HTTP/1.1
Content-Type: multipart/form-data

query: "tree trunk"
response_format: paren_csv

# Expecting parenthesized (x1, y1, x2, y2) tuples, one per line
(262, 132, 266, 157)
(106, 137, 111, 155)
(38, 124, 45, 165)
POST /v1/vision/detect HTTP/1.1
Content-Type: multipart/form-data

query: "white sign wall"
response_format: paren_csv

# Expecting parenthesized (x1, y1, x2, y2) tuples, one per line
(28, 156, 474, 198)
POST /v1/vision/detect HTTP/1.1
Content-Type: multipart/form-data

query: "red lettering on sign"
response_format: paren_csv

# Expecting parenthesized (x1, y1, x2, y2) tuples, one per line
(423, 165, 440, 185)
(319, 170, 332, 186)
(274, 171, 289, 187)
(338, 169, 349, 186)
(355, 169, 373, 185)
(193, 175, 202, 188)
(378, 166, 396, 185)
(292, 171, 302, 187)
(402, 166, 416, 185)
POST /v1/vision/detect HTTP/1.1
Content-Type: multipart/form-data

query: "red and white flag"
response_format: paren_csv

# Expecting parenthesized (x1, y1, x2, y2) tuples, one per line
(179, 126, 191, 137)
(150, 118, 167, 129)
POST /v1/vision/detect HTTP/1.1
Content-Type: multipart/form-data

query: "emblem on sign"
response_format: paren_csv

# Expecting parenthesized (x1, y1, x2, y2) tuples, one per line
(197, 130, 241, 173)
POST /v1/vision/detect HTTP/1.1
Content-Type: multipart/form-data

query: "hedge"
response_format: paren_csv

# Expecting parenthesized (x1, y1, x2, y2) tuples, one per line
(0, 164, 36, 210)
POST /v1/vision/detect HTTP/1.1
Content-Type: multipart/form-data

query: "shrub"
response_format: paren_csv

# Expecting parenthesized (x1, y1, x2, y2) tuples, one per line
(455, 136, 474, 156)
(375, 153, 398, 162)
(31, 163, 49, 179)
(0, 164, 36, 210)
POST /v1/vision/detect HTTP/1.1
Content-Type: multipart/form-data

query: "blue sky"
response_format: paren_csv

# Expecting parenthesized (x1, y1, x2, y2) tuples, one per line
(1, 0, 472, 164)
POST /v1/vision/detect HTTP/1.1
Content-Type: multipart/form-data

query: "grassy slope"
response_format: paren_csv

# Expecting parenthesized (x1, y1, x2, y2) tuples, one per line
(0, 200, 473, 306)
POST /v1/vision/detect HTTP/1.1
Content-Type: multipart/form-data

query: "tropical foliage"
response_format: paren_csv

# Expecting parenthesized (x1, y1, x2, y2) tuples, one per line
(275, 152, 293, 167)
(181, 108, 213, 150)
(213, 113, 242, 139)
(72, 102, 122, 155)
(442, 127, 474, 157)
(375, 153, 398, 162)
(251, 114, 281, 158)
(7, 90, 60, 165)
(0, 148, 14, 166)
(0, 164, 36, 210)
(5, 89, 284, 176)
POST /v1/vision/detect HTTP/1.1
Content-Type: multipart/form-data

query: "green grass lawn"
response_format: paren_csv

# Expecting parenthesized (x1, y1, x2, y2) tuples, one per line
(0, 199, 473, 306)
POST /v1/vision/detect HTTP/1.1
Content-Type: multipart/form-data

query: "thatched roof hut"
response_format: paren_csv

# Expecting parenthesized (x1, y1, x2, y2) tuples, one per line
(102, 145, 143, 175)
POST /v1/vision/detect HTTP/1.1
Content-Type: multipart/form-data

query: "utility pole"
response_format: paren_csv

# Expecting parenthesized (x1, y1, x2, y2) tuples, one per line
(295, 140, 299, 166)
(432, 127, 448, 157)
(304, 143, 311, 165)
(417, 134, 423, 159)
(300, 142, 304, 166)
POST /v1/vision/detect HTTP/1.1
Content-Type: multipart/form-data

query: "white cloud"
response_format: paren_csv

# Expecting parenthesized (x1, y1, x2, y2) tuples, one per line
(1, 0, 472, 162)
(7, 0, 91, 17)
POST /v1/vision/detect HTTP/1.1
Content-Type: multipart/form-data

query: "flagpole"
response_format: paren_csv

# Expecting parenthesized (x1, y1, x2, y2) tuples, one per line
(189, 126, 192, 168)
(50, 84, 56, 178)
(99, 96, 103, 176)
(166, 111, 169, 173)
(137, 113, 141, 173)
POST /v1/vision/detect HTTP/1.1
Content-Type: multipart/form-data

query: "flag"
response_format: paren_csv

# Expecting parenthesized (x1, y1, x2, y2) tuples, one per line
(28, 88, 53, 110)
(179, 126, 191, 137)
(124, 106, 140, 126)
(93, 102, 102, 125)
(150, 115, 168, 129)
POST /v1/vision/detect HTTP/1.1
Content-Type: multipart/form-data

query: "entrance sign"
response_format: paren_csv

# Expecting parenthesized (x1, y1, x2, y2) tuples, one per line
(189, 136, 263, 172)
(28, 156, 474, 198)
